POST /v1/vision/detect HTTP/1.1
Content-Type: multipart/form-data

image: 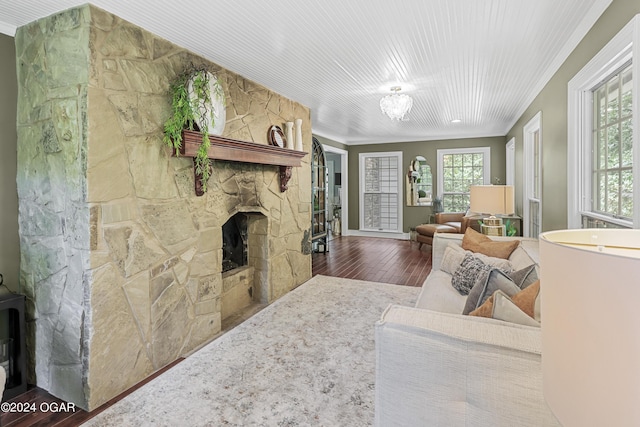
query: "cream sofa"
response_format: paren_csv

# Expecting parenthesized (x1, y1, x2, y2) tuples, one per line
(374, 233, 560, 427)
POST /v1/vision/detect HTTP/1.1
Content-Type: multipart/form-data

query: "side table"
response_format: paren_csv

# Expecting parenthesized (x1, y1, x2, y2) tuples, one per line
(466, 215, 522, 237)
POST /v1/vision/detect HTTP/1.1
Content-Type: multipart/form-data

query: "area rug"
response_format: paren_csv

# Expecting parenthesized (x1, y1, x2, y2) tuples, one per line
(82, 275, 419, 427)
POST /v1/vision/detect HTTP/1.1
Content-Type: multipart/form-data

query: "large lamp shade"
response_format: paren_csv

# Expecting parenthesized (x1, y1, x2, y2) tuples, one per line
(469, 185, 514, 215)
(539, 229, 640, 426)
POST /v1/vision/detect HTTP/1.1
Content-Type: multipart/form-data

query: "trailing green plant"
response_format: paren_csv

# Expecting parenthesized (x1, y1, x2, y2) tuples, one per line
(163, 66, 215, 191)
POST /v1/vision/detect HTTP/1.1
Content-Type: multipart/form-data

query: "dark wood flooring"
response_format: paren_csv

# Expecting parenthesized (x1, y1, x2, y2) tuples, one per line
(2, 236, 431, 427)
(312, 235, 432, 287)
(0, 358, 183, 427)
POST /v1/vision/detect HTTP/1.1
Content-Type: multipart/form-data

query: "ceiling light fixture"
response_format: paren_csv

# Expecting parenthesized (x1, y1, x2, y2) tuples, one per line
(380, 86, 413, 121)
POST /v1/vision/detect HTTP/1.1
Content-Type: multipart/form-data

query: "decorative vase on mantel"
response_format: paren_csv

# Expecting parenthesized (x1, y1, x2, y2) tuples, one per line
(294, 119, 303, 151)
(285, 122, 294, 149)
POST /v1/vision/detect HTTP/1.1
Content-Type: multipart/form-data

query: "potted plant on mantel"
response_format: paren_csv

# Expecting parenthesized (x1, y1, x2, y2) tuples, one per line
(163, 65, 225, 193)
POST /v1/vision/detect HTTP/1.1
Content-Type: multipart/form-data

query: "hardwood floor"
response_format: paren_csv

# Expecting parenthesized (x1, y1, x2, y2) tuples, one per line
(2, 236, 430, 426)
(0, 359, 183, 427)
(313, 235, 432, 287)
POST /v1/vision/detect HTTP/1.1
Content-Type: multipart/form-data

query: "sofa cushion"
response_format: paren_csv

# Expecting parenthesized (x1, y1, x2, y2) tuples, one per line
(462, 268, 521, 314)
(443, 221, 462, 232)
(462, 227, 520, 259)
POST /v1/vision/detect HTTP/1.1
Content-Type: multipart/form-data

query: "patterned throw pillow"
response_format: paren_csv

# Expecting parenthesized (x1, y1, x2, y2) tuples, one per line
(451, 253, 493, 295)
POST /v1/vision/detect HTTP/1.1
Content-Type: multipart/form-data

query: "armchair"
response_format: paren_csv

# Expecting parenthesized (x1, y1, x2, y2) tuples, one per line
(415, 212, 470, 249)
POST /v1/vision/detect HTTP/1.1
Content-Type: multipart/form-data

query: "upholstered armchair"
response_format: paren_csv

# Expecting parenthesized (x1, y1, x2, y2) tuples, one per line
(415, 212, 470, 249)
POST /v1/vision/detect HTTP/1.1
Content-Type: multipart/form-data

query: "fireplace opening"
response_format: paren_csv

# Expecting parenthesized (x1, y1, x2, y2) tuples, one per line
(222, 213, 248, 273)
(221, 211, 269, 328)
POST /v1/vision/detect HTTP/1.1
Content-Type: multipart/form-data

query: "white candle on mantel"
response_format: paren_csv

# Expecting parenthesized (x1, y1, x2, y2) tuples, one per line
(285, 122, 294, 149)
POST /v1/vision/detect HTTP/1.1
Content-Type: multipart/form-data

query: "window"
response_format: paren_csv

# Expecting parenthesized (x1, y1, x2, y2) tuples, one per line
(437, 147, 490, 212)
(568, 15, 640, 229)
(523, 112, 542, 238)
(359, 152, 402, 233)
(592, 64, 633, 222)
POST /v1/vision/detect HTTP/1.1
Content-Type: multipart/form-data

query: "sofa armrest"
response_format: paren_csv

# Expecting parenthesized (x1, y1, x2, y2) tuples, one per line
(374, 305, 559, 427)
(461, 215, 472, 233)
(435, 212, 465, 224)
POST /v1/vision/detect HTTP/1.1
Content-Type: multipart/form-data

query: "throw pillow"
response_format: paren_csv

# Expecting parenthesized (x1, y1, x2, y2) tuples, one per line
(469, 281, 542, 325)
(461, 227, 520, 259)
(508, 264, 538, 289)
(440, 244, 468, 275)
(469, 292, 495, 318)
(462, 268, 521, 314)
(446, 243, 514, 272)
(508, 245, 536, 271)
(451, 253, 493, 295)
(492, 291, 541, 327)
(510, 280, 541, 321)
(473, 252, 513, 272)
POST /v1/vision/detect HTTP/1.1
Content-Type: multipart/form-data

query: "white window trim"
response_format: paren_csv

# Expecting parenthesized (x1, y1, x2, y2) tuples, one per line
(568, 14, 640, 229)
(358, 151, 403, 234)
(523, 112, 542, 237)
(436, 147, 491, 206)
(506, 137, 515, 187)
(323, 144, 348, 236)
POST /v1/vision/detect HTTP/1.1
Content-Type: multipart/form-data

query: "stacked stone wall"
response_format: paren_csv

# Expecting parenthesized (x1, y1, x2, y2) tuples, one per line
(16, 4, 312, 410)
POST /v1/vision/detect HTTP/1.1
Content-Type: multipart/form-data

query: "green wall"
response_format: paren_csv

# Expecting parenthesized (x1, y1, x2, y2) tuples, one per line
(313, 134, 348, 151)
(346, 136, 506, 233)
(0, 34, 18, 291)
(506, 0, 640, 231)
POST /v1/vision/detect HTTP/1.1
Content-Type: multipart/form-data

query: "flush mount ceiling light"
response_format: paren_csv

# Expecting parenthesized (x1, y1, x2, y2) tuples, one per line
(380, 86, 413, 121)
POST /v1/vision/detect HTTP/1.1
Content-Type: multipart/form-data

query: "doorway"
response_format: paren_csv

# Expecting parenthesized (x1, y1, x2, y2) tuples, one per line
(323, 145, 348, 240)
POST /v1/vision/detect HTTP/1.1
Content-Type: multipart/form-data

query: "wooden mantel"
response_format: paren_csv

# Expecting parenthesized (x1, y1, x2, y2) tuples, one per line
(174, 129, 307, 196)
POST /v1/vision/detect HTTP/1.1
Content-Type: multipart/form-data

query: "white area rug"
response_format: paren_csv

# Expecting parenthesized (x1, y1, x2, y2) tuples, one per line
(82, 275, 419, 427)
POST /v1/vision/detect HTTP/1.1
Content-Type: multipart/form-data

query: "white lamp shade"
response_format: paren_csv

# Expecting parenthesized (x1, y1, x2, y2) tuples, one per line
(469, 185, 514, 215)
(539, 229, 640, 426)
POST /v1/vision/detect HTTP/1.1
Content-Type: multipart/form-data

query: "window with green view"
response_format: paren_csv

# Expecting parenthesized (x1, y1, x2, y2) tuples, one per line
(437, 147, 490, 212)
(592, 63, 633, 223)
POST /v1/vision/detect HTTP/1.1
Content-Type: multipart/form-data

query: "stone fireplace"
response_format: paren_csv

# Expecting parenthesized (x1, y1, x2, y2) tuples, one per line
(15, 5, 312, 411)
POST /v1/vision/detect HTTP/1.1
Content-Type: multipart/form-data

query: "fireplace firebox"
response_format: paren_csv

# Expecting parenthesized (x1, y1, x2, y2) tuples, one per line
(222, 213, 248, 273)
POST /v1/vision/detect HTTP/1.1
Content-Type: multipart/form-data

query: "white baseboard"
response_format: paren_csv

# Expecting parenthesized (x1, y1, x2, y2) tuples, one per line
(343, 229, 410, 240)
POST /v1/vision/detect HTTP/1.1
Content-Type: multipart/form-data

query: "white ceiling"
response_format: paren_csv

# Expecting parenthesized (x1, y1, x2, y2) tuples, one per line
(0, 0, 612, 145)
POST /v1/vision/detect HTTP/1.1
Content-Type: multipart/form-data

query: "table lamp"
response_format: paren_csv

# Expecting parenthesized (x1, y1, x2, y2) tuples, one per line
(539, 229, 640, 426)
(469, 185, 514, 235)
